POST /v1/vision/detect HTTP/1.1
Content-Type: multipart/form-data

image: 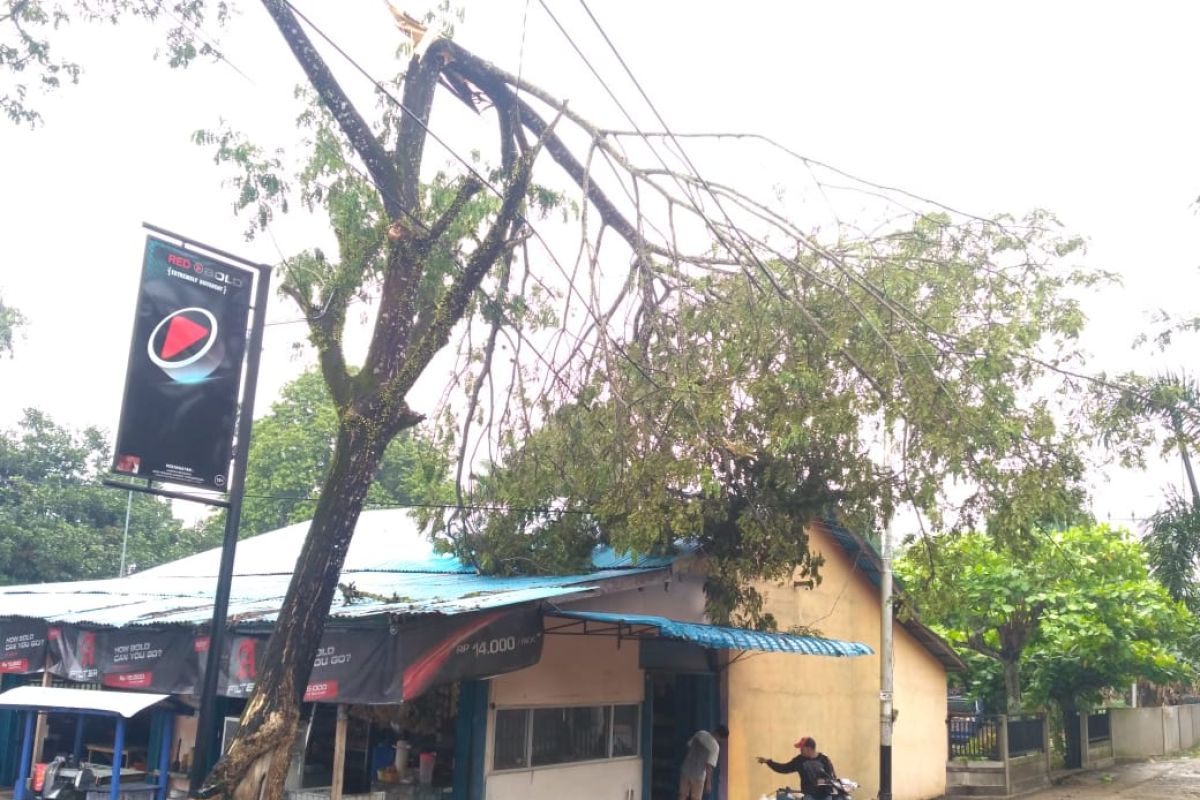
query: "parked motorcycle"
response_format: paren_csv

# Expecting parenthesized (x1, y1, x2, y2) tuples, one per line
(766, 777, 859, 800)
(37, 756, 96, 800)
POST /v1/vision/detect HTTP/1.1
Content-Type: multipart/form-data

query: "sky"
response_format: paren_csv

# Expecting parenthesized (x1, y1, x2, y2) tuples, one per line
(0, 1, 1198, 531)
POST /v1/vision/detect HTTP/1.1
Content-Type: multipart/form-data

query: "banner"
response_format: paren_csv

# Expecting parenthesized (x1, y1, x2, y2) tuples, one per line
(0, 620, 47, 674)
(211, 633, 265, 699)
(45, 609, 544, 703)
(398, 607, 543, 701)
(47, 626, 100, 683)
(97, 628, 199, 693)
(112, 236, 254, 490)
(304, 628, 403, 705)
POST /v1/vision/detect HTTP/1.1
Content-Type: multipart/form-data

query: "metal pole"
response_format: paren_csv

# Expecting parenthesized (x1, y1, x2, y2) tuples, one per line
(110, 717, 126, 800)
(879, 430, 894, 800)
(119, 490, 133, 577)
(188, 260, 272, 794)
(15, 710, 34, 800)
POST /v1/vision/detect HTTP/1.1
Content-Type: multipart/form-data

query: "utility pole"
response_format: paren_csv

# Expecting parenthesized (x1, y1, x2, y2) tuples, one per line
(879, 429, 894, 800)
(119, 490, 133, 577)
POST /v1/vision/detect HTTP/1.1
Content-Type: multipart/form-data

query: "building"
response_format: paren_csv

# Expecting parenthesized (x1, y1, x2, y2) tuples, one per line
(0, 510, 958, 800)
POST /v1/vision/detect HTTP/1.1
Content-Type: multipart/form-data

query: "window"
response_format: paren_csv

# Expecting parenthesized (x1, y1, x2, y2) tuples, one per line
(611, 704, 640, 757)
(494, 708, 530, 770)
(493, 704, 640, 771)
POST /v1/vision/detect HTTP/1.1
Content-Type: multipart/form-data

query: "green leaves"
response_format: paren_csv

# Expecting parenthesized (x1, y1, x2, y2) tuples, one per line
(0, 294, 23, 356)
(897, 524, 1199, 713)
(1, 0, 230, 126)
(192, 125, 290, 238)
(428, 210, 1103, 625)
(0, 408, 219, 583)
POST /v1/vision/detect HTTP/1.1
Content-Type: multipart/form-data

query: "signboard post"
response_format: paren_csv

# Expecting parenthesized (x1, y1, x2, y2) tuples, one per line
(106, 224, 271, 794)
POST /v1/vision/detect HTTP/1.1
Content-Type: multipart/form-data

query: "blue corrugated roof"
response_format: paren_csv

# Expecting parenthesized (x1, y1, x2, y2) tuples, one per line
(0, 510, 681, 627)
(548, 610, 873, 657)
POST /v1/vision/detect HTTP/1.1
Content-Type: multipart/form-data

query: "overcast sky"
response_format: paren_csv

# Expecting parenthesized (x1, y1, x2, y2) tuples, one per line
(1, 1, 1197, 529)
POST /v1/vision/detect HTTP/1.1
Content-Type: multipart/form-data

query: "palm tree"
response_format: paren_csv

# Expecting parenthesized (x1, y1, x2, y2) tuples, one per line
(1109, 371, 1200, 609)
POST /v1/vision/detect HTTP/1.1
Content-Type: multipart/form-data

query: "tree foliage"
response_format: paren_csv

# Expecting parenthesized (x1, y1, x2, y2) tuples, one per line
(434, 212, 1100, 624)
(0, 0, 229, 126)
(898, 524, 1197, 715)
(1095, 370, 1200, 607)
(0, 408, 219, 583)
(0, 293, 22, 356)
(1142, 490, 1200, 613)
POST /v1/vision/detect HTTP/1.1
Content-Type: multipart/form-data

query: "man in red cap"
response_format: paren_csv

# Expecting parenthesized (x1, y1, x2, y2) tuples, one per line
(757, 736, 839, 799)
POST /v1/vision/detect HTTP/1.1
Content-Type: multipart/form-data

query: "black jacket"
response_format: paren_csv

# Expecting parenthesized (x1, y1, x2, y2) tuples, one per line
(766, 753, 837, 796)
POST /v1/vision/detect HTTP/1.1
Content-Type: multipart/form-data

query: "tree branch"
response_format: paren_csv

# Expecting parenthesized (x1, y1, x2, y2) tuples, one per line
(388, 116, 557, 403)
(260, 0, 403, 222)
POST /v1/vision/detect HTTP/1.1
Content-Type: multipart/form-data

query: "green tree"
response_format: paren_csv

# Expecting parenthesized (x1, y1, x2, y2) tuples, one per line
(0, 408, 219, 583)
(1023, 526, 1195, 735)
(1097, 371, 1200, 607)
(0, 5, 1111, 796)
(0, 0, 227, 126)
(0, 294, 22, 356)
(435, 213, 1099, 626)
(897, 525, 1196, 715)
(203, 368, 451, 538)
(1142, 491, 1200, 612)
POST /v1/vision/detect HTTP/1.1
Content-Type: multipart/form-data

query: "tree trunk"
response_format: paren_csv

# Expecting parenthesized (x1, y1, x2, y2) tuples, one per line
(1171, 410, 1200, 508)
(1003, 659, 1023, 714)
(203, 416, 393, 800)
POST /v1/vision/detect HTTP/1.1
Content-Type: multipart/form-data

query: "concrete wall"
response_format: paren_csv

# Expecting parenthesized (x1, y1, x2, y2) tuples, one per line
(1008, 753, 1049, 796)
(945, 762, 1006, 796)
(725, 523, 949, 800)
(1110, 705, 1200, 761)
(1111, 707, 1166, 759)
(1179, 705, 1196, 750)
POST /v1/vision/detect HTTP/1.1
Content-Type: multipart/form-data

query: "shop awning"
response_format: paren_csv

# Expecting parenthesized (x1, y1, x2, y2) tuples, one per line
(0, 686, 169, 717)
(546, 610, 873, 657)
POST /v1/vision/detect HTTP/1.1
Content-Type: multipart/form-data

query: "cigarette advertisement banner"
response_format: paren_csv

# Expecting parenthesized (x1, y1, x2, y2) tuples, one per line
(44, 608, 544, 703)
(112, 236, 254, 490)
(97, 628, 200, 693)
(398, 607, 543, 701)
(0, 620, 47, 674)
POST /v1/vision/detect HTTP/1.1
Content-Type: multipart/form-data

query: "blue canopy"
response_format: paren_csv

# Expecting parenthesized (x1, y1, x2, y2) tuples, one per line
(547, 610, 873, 657)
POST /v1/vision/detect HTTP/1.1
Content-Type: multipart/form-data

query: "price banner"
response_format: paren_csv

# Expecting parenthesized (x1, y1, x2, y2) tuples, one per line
(399, 607, 543, 701)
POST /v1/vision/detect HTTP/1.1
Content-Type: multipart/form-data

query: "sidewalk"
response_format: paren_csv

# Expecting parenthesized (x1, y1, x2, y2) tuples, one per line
(1028, 751, 1200, 800)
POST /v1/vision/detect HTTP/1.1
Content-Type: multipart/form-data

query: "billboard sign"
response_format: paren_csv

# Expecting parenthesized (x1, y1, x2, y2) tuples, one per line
(112, 236, 254, 490)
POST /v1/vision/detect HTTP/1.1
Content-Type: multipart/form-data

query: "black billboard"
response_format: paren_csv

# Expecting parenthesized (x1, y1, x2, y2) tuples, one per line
(112, 236, 254, 490)
(97, 628, 199, 694)
(0, 620, 48, 674)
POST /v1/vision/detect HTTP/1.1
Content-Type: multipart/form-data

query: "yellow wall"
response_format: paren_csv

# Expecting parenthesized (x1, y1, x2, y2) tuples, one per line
(726, 524, 948, 800)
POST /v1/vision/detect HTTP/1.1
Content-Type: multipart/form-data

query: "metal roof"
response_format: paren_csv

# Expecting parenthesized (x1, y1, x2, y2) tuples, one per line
(0, 686, 169, 717)
(547, 610, 874, 657)
(0, 510, 677, 627)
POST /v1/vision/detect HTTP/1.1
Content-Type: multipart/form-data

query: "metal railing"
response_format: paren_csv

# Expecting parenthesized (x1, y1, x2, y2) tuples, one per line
(1007, 714, 1045, 757)
(948, 714, 1001, 761)
(1087, 710, 1111, 743)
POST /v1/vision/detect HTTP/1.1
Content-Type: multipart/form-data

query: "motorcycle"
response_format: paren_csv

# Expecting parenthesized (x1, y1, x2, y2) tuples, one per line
(37, 756, 97, 800)
(765, 777, 859, 800)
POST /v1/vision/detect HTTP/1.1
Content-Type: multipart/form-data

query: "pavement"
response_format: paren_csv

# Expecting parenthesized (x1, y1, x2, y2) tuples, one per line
(1032, 752, 1200, 800)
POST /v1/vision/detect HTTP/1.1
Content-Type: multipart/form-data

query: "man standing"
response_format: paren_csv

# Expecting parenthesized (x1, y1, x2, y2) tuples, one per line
(679, 724, 729, 799)
(757, 736, 839, 800)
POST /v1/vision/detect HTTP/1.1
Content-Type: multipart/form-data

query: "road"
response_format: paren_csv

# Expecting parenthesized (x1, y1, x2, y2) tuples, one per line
(1033, 754, 1200, 800)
